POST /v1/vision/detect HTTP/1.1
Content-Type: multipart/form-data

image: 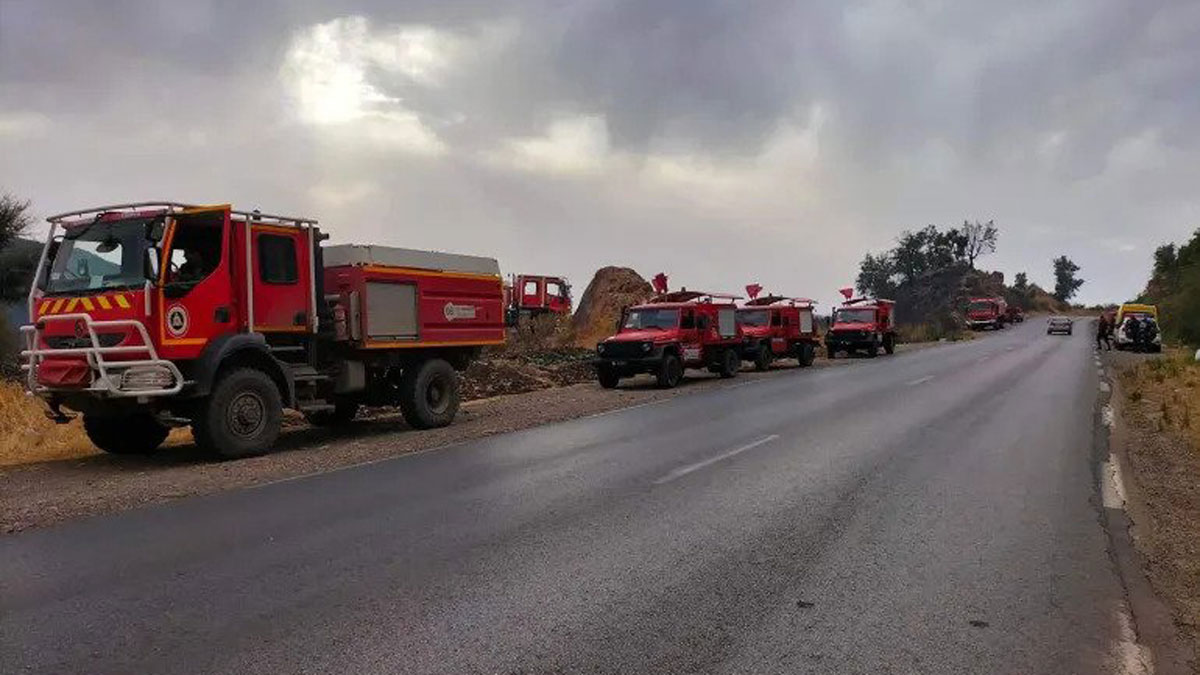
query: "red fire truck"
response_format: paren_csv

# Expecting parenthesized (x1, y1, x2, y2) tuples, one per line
(966, 297, 1008, 330)
(736, 290, 820, 370)
(826, 297, 897, 358)
(594, 276, 743, 389)
(22, 202, 504, 458)
(504, 274, 571, 325)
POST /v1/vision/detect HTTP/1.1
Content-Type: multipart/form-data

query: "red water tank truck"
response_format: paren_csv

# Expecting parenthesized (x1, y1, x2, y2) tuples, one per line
(736, 284, 821, 370)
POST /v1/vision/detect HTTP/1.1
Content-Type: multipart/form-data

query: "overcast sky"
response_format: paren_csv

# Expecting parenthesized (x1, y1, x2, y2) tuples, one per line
(2, 0, 1198, 306)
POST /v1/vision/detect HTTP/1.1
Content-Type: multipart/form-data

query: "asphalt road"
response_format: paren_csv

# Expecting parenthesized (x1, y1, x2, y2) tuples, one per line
(2, 320, 1132, 674)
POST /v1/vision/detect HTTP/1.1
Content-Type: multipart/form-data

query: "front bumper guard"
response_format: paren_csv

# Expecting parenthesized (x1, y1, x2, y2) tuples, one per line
(21, 313, 184, 398)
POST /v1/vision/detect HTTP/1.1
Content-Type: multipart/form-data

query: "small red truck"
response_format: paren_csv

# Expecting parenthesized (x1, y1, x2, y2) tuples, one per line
(825, 297, 896, 358)
(1005, 305, 1025, 324)
(594, 281, 744, 389)
(504, 274, 572, 325)
(966, 297, 1009, 330)
(22, 202, 504, 458)
(737, 292, 820, 370)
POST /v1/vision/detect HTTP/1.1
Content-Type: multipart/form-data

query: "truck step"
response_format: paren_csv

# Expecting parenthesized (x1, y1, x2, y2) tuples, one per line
(297, 403, 335, 414)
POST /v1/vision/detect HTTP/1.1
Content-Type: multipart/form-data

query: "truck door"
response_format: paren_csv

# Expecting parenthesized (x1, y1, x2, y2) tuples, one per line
(249, 224, 313, 334)
(679, 309, 702, 362)
(158, 205, 235, 358)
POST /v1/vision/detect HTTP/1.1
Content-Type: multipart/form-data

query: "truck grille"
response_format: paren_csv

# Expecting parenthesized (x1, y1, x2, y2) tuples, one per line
(46, 332, 125, 349)
(600, 341, 648, 359)
(831, 330, 868, 341)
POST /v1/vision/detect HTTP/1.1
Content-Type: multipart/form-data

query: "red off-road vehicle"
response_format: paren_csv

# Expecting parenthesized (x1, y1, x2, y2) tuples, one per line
(825, 297, 897, 358)
(594, 286, 744, 389)
(967, 297, 1008, 330)
(22, 202, 504, 459)
(736, 295, 820, 371)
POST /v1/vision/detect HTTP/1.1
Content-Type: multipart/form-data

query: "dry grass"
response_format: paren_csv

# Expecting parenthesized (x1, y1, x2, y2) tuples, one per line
(0, 380, 98, 466)
(0, 380, 194, 467)
(1122, 350, 1200, 449)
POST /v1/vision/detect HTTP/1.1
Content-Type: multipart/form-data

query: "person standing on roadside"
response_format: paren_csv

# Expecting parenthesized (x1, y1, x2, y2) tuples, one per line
(1096, 314, 1111, 351)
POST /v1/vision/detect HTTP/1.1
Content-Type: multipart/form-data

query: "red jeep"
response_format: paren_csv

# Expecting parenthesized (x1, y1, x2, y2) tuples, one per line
(737, 295, 820, 370)
(594, 290, 744, 389)
(967, 297, 1008, 330)
(826, 298, 897, 358)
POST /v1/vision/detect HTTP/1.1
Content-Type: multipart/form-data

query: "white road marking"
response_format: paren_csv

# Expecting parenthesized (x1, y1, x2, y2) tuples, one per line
(1111, 602, 1153, 675)
(907, 375, 934, 386)
(1101, 460, 1128, 508)
(1100, 381, 1111, 393)
(654, 434, 780, 485)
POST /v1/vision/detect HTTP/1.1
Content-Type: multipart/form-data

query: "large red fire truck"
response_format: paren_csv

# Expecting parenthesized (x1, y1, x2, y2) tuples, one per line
(966, 297, 1009, 330)
(736, 288, 820, 370)
(825, 297, 897, 358)
(22, 202, 504, 458)
(594, 276, 743, 389)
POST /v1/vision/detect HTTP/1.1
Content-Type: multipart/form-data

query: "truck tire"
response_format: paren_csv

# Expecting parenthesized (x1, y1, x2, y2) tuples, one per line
(598, 365, 621, 389)
(83, 413, 169, 455)
(754, 344, 772, 372)
(883, 335, 895, 355)
(865, 340, 878, 358)
(193, 368, 283, 459)
(719, 348, 740, 378)
(797, 342, 816, 367)
(656, 354, 683, 388)
(399, 358, 459, 429)
(304, 398, 359, 427)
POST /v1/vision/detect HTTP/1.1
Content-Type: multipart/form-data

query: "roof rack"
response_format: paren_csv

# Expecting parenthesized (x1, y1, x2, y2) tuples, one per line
(744, 295, 816, 307)
(649, 290, 742, 304)
(46, 201, 318, 227)
(842, 297, 894, 306)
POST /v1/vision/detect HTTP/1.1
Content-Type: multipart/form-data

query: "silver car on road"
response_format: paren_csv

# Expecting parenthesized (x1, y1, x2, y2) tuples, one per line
(1047, 316, 1074, 335)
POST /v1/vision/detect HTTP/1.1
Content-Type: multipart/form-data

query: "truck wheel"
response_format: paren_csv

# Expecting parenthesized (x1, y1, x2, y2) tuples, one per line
(83, 414, 169, 455)
(657, 354, 683, 388)
(304, 398, 359, 427)
(797, 343, 816, 367)
(719, 348, 740, 378)
(399, 358, 460, 429)
(866, 340, 878, 358)
(883, 335, 895, 355)
(598, 365, 621, 389)
(193, 368, 283, 459)
(754, 345, 772, 372)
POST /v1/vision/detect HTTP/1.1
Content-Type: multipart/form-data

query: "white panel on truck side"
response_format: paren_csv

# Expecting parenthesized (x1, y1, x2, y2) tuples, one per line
(324, 244, 500, 277)
(365, 281, 418, 339)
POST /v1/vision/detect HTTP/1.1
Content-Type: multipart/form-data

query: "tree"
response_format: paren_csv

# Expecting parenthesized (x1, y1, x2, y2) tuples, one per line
(1013, 272, 1028, 293)
(1052, 255, 1084, 302)
(856, 252, 897, 298)
(0, 193, 32, 252)
(961, 220, 998, 268)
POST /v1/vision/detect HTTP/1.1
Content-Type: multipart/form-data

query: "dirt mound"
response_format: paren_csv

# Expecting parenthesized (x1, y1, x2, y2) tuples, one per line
(459, 350, 596, 400)
(572, 266, 653, 348)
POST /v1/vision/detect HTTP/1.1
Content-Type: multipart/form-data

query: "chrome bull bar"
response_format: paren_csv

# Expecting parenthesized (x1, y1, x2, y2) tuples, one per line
(20, 313, 184, 397)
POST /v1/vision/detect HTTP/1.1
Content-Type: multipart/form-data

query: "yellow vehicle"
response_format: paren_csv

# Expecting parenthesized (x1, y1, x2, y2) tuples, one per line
(1113, 303, 1161, 352)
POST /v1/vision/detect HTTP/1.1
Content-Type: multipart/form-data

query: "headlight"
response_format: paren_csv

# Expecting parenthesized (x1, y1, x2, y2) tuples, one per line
(641, 342, 653, 353)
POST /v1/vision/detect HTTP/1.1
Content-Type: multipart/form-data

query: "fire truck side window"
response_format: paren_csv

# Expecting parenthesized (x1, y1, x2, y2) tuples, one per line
(680, 311, 695, 329)
(771, 312, 782, 327)
(165, 218, 222, 287)
(546, 281, 562, 297)
(523, 280, 538, 296)
(259, 235, 298, 284)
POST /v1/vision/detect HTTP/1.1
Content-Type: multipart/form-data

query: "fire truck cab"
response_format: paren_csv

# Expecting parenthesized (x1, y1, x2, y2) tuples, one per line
(826, 297, 897, 358)
(594, 286, 744, 389)
(966, 297, 1009, 331)
(736, 295, 820, 371)
(505, 274, 572, 325)
(23, 202, 504, 459)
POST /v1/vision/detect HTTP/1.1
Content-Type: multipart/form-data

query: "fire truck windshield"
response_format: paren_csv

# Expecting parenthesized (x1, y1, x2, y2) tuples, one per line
(44, 218, 158, 295)
(834, 308, 875, 324)
(968, 301, 995, 312)
(623, 308, 679, 330)
(738, 309, 770, 327)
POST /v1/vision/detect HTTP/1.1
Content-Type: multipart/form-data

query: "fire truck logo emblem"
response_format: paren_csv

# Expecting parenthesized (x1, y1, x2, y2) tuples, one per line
(166, 305, 189, 337)
(443, 302, 477, 321)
